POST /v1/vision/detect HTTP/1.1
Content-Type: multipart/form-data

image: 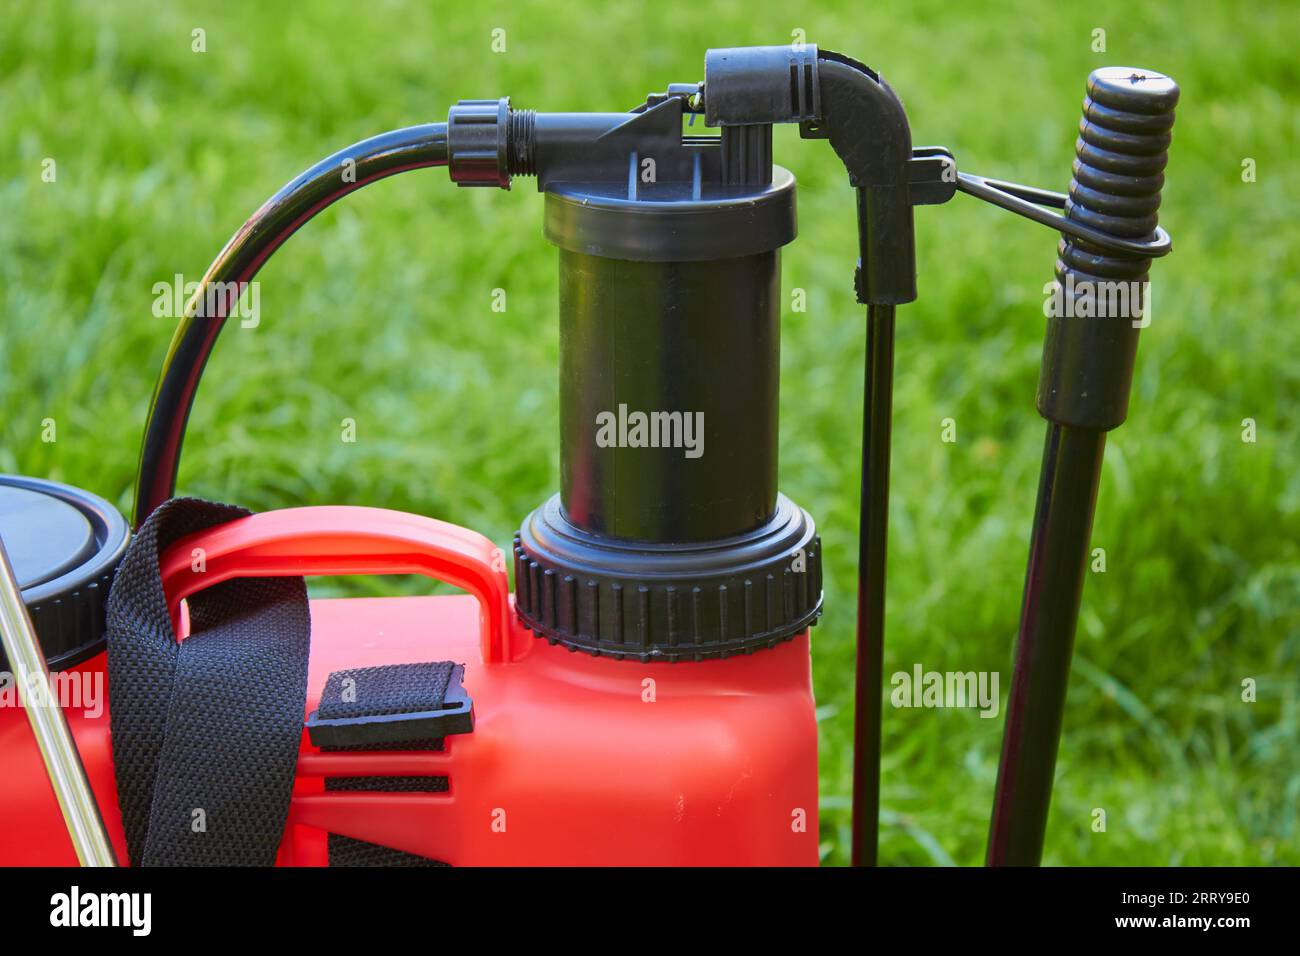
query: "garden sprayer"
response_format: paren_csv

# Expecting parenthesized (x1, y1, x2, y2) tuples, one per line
(0, 44, 1178, 866)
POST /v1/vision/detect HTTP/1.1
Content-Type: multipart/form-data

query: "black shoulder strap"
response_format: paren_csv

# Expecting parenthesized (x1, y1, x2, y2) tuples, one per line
(106, 497, 310, 866)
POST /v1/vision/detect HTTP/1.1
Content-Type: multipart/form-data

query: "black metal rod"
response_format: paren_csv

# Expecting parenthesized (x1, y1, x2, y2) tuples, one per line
(987, 422, 1106, 865)
(851, 303, 895, 867)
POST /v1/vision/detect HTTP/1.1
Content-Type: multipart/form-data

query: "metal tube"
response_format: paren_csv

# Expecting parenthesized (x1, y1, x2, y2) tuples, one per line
(0, 536, 117, 866)
(134, 123, 450, 527)
(851, 303, 895, 866)
(986, 422, 1105, 866)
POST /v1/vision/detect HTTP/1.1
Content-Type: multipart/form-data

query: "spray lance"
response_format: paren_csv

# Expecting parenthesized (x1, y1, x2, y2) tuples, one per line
(1, 45, 1177, 866)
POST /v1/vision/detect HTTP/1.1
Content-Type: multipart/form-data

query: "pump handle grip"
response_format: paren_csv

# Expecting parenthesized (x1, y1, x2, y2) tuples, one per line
(1037, 65, 1179, 431)
(157, 506, 512, 663)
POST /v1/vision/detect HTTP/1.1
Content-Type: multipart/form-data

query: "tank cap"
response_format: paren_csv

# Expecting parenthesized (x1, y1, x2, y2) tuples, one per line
(0, 476, 129, 670)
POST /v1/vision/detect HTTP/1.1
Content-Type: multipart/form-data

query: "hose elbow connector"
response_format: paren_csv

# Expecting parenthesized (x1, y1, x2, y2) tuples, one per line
(815, 51, 917, 305)
(700, 45, 918, 306)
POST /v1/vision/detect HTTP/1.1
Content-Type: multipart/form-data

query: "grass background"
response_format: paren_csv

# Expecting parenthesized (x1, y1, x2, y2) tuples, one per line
(2, 0, 1297, 865)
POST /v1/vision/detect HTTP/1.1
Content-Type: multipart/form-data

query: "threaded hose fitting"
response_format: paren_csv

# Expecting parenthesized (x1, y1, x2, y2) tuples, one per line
(507, 108, 536, 176)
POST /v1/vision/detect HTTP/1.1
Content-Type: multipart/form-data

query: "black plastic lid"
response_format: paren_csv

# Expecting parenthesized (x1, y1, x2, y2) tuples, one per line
(544, 166, 797, 262)
(0, 476, 129, 670)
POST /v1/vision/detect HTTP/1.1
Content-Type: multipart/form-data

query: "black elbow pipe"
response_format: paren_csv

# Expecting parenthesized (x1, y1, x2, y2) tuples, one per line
(815, 51, 916, 306)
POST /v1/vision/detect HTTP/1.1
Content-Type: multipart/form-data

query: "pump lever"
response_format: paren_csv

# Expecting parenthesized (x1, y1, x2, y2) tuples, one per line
(908, 149, 1173, 259)
(955, 169, 1172, 258)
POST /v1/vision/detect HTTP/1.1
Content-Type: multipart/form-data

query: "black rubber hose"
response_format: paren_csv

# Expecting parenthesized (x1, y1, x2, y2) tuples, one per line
(133, 123, 450, 527)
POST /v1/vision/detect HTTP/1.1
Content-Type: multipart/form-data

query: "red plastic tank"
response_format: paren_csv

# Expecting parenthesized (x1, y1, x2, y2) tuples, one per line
(0, 506, 819, 866)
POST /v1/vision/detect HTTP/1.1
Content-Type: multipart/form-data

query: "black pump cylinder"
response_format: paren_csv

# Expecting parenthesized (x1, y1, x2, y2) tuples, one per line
(513, 163, 823, 662)
(558, 249, 780, 542)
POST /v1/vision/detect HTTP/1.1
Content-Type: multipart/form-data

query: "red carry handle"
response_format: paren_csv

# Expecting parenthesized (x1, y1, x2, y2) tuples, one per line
(158, 506, 511, 663)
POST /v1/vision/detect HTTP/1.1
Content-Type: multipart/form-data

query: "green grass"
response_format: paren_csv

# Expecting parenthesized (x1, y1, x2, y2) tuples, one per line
(2, 0, 1297, 865)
